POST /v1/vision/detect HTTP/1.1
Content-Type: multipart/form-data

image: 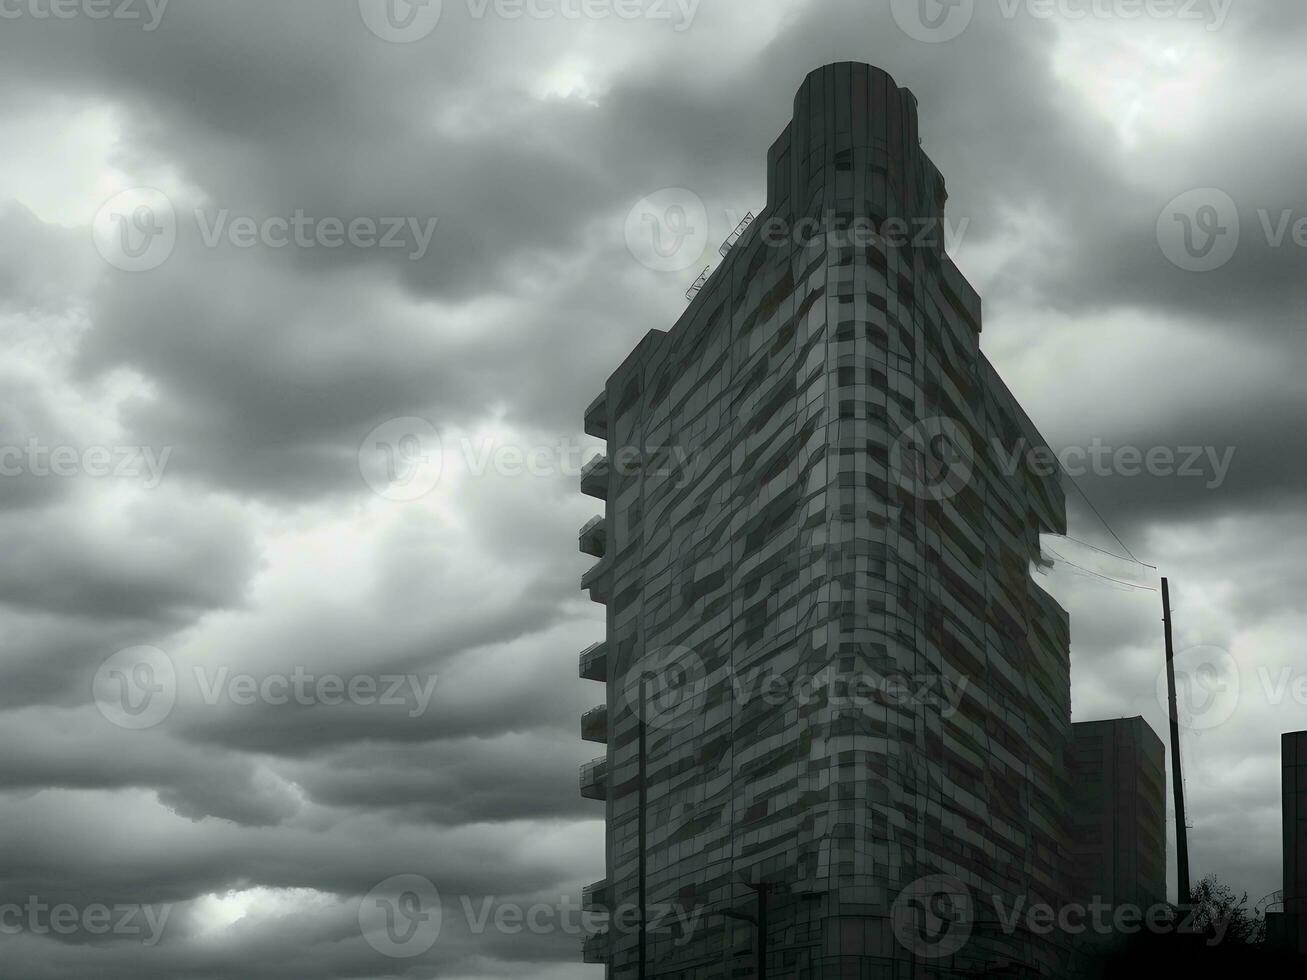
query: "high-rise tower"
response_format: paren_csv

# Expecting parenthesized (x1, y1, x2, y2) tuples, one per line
(579, 63, 1073, 977)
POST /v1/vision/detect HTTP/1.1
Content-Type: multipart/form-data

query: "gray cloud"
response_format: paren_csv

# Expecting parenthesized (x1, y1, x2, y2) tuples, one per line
(0, 0, 1302, 976)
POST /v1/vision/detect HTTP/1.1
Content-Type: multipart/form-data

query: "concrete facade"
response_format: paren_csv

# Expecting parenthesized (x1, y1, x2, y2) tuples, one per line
(580, 63, 1074, 977)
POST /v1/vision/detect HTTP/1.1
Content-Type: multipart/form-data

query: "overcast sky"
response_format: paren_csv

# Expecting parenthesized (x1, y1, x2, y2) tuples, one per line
(0, 0, 1304, 976)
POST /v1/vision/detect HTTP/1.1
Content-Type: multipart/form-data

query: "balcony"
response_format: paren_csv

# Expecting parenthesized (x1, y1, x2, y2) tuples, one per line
(580, 560, 609, 604)
(584, 391, 608, 441)
(718, 210, 756, 256)
(580, 756, 608, 801)
(581, 878, 610, 912)
(580, 454, 608, 500)
(685, 264, 712, 301)
(578, 515, 606, 558)
(581, 703, 608, 744)
(582, 928, 610, 963)
(579, 642, 608, 683)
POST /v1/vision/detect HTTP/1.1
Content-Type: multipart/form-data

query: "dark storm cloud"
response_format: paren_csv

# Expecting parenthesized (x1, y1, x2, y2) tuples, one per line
(0, 711, 299, 826)
(0, 491, 254, 623)
(0, 786, 594, 979)
(0, 0, 1303, 977)
(0, 488, 255, 717)
(1054, 386, 1307, 534)
(286, 736, 600, 823)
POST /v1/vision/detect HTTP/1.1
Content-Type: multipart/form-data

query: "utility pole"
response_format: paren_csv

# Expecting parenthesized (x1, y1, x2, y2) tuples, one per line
(1161, 577, 1191, 904)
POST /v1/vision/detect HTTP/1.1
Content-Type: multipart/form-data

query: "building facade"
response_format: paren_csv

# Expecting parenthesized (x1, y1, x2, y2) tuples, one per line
(579, 63, 1074, 977)
(1067, 718, 1167, 913)
(1282, 731, 1307, 957)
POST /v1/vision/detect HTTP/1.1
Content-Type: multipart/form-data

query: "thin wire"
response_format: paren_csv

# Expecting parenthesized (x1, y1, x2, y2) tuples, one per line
(1059, 469, 1145, 566)
(1053, 532, 1158, 571)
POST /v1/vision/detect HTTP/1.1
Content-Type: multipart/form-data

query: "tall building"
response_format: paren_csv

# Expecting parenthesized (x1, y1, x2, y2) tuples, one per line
(579, 63, 1073, 977)
(1282, 731, 1307, 957)
(1067, 718, 1167, 913)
